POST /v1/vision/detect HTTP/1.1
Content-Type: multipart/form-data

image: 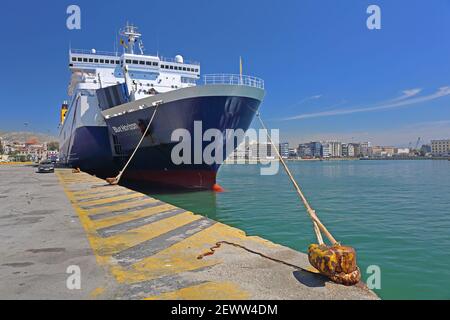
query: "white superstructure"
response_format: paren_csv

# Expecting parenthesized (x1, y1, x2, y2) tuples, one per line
(68, 24, 200, 99)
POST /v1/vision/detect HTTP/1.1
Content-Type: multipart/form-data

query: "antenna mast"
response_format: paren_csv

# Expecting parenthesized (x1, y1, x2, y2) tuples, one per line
(120, 23, 142, 55)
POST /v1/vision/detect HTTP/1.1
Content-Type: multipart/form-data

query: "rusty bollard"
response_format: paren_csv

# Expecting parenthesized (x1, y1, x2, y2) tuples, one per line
(308, 244, 361, 286)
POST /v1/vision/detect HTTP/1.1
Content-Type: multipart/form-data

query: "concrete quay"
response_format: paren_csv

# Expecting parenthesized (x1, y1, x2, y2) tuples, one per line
(0, 165, 378, 300)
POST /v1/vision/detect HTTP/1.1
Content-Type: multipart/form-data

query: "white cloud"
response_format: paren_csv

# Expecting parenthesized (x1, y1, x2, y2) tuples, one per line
(389, 88, 422, 102)
(282, 86, 450, 121)
(291, 94, 322, 107)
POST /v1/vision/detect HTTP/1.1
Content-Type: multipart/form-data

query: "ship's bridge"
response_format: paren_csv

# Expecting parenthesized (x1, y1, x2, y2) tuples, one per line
(69, 49, 200, 77)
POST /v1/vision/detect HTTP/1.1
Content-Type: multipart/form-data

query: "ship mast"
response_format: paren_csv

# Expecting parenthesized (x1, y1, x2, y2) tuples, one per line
(120, 23, 143, 55)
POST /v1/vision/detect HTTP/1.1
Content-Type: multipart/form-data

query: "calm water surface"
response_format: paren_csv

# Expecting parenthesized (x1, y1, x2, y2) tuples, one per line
(137, 160, 450, 299)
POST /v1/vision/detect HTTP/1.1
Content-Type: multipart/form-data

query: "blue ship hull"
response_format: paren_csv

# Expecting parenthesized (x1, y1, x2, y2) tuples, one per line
(63, 94, 261, 189)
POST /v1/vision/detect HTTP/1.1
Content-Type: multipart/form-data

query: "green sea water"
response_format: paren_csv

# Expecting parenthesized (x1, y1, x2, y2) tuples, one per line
(143, 160, 450, 299)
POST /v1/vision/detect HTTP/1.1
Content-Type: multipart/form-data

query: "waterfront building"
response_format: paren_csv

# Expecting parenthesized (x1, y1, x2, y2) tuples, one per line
(247, 141, 276, 160)
(279, 142, 289, 159)
(342, 144, 349, 157)
(350, 143, 360, 157)
(298, 143, 313, 158)
(321, 142, 331, 158)
(341, 143, 358, 157)
(325, 141, 342, 157)
(372, 146, 396, 157)
(310, 142, 322, 158)
(421, 144, 432, 155)
(359, 142, 372, 157)
(431, 139, 450, 156)
(288, 148, 298, 158)
(396, 148, 410, 155)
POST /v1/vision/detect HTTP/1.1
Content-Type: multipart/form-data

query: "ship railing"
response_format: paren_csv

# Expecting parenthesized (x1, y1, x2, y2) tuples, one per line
(70, 49, 120, 57)
(203, 74, 264, 89)
(159, 56, 200, 66)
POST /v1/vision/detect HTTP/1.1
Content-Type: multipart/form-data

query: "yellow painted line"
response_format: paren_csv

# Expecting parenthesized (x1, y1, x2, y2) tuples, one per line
(55, 170, 254, 298)
(90, 287, 105, 298)
(60, 175, 97, 181)
(70, 187, 125, 197)
(145, 281, 249, 300)
(84, 198, 159, 215)
(76, 192, 144, 207)
(95, 212, 202, 259)
(0, 162, 33, 165)
(91, 203, 177, 230)
(73, 190, 138, 201)
(116, 223, 246, 283)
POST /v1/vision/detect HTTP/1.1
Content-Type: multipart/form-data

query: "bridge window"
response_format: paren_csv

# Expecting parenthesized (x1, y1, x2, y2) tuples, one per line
(89, 58, 93, 63)
(126, 59, 131, 64)
(77, 57, 82, 62)
(132, 60, 138, 64)
(72, 57, 77, 62)
(100, 59, 104, 63)
(105, 59, 109, 64)
(169, 65, 174, 70)
(139, 61, 145, 65)
(146, 61, 151, 65)
(83, 58, 88, 62)
(116, 60, 120, 64)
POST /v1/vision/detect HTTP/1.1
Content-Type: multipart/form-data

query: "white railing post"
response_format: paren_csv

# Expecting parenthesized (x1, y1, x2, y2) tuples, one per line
(202, 74, 264, 89)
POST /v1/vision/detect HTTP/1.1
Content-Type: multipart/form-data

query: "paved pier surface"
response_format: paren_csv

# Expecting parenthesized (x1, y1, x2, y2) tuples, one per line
(0, 165, 378, 300)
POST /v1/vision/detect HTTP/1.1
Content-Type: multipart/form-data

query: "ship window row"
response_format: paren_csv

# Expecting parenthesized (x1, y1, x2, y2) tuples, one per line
(72, 57, 120, 65)
(160, 64, 199, 73)
(125, 59, 159, 67)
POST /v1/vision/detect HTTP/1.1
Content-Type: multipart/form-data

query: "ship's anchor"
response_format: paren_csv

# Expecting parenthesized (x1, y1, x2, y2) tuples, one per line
(106, 101, 163, 185)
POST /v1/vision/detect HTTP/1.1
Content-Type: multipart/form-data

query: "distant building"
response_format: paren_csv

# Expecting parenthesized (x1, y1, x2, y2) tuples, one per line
(310, 142, 322, 158)
(350, 143, 361, 157)
(325, 141, 342, 157)
(248, 142, 276, 160)
(396, 148, 410, 155)
(359, 142, 372, 157)
(321, 142, 331, 158)
(342, 144, 349, 157)
(298, 143, 313, 158)
(47, 150, 59, 160)
(288, 148, 298, 158)
(421, 144, 431, 155)
(372, 146, 396, 157)
(342, 143, 358, 157)
(431, 139, 450, 156)
(279, 142, 289, 159)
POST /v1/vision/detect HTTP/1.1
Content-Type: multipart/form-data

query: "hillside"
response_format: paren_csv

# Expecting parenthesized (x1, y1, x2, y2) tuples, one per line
(0, 131, 58, 143)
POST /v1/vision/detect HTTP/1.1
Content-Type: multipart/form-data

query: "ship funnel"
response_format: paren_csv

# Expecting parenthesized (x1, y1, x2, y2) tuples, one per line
(60, 101, 68, 125)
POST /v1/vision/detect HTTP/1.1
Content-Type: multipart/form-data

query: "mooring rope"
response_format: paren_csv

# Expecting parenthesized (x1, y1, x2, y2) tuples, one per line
(197, 241, 314, 273)
(106, 104, 160, 185)
(255, 112, 338, 246)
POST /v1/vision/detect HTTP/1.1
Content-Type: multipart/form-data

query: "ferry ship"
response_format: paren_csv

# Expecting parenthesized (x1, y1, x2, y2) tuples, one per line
(59, 24, 265, 189)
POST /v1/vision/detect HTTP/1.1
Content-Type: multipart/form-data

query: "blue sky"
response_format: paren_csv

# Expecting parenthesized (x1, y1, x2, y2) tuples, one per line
(0, 0, 449, 146)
